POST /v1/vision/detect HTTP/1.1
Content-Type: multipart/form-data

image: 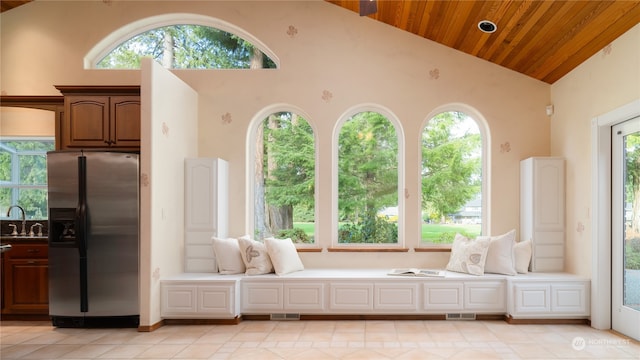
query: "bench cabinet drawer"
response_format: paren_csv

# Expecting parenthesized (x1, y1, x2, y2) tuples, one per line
(284, 283, 325, 311)
(243, 281, 326, 313)
(509, 280, 590, 318)
(330, 283, 373, 311)
(423, 282, 464, 311)
(374, 283, 419, 312)
(464, 281, 506, 312)
(161, 281, 239, 318)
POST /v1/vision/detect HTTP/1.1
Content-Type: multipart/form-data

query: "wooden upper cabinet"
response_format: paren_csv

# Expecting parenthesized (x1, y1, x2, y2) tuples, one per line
(55, 86, 140, 150)
(111, 96, 141, 147)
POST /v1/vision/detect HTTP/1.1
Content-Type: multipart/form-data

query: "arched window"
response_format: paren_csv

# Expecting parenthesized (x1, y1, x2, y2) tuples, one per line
(85, 14, 278, 69)
(421, 110, 484, 245)
(250, 110, 316, 244)
(335, 109, 402, 245)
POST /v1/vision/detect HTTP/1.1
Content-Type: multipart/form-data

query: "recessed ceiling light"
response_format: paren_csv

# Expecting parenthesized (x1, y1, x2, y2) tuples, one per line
(478, 20, 497, 33)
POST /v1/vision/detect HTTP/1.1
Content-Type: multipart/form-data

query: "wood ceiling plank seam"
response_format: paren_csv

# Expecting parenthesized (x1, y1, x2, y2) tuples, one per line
(526, 1, 621, 80)
(493, 0, 554, 65)
(441, 1, 475, 48)
(416, 0, 437, 38)
(541, 3, 640, 83)
(427, 1, 452, 44)
(376, 0, 398, 25)
(441, 1, 466, 46)
(408, 1, 428, 34)
(481, 0, 534, 62)
(395, 0, 411, 29)
(469, 1, 514, 56)
(455, 0, 489, 52)
(504, 1, 577, 72)
(475, 1, 523, 59)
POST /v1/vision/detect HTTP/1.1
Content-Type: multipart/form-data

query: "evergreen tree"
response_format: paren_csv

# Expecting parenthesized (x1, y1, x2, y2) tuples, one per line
(97, 25, 276, 69)
(422, 112, 481, 222)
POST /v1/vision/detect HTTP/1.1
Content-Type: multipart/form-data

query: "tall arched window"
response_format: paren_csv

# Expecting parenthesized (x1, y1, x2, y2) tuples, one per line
(421, 110, 483, 245)
(85, 14, 278, 69)
(251, 111, 316, 244)
(336, 110, 402, 245)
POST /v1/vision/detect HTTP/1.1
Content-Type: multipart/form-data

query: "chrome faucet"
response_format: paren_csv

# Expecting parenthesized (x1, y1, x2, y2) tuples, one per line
(29, 223, 43, 237)
(6, 205, 26, 236)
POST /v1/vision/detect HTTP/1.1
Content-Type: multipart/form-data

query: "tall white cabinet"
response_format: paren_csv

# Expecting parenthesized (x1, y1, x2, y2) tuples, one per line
(184, 158, 229, 272)
(520, 157, 565, 272)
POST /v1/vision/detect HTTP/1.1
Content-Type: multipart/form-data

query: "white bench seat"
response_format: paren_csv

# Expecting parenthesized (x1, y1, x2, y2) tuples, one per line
(160, 269, 590, 323)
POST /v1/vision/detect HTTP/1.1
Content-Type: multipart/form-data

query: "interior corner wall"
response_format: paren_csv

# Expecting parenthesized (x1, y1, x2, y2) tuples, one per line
(140, 58, 198, 327)
(550, 23, 640, 278)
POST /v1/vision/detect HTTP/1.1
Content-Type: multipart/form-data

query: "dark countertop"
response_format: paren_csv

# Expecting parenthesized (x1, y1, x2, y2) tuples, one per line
(0, 236, 48, 243)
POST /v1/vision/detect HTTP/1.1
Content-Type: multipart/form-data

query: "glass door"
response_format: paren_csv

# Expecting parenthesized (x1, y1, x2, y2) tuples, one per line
(612, 117, 640, 341)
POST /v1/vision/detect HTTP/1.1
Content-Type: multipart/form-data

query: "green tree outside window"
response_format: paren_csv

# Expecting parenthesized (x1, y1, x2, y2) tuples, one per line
(0, 139, 54, 220)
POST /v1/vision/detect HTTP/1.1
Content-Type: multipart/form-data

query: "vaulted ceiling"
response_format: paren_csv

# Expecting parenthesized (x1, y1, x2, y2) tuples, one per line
(326, 1, 640, 84)
(3, 1, 639, 84)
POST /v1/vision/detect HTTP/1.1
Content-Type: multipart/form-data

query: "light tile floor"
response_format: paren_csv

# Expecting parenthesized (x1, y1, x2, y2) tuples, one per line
(0, 320, 638, 359)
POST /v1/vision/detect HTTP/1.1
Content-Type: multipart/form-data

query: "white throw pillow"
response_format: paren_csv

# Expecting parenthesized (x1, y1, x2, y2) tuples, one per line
(237, 235, 274, 275)
(212, 237, 246, 275)
(514, 239, 532, 273)
(484, 229, 517, 275)
(265, 237, 304, 275)
(446, 233, 490, 276)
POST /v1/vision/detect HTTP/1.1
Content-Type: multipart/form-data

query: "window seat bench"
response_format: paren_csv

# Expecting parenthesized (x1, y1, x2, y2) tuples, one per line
(160, 269, 590, 324)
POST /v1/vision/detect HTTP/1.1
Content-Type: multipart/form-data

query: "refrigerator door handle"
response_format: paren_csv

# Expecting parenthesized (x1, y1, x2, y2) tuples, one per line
(77, 155, 89, 313)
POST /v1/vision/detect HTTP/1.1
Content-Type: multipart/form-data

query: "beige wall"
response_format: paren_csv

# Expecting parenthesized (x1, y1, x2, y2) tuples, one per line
(1, 1, 551, 271)
(0, 107, 55, 137)
(140, 58, 199, 326)
(551, 23, 640, 278)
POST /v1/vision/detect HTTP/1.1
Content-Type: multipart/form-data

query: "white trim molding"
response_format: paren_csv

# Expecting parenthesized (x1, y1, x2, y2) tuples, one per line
(590, 99, 640, 330)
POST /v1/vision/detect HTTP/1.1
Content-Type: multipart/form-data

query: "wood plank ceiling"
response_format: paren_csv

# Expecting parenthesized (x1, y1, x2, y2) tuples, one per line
(326, 1, 640, 84)
(3, 1, 638, 84)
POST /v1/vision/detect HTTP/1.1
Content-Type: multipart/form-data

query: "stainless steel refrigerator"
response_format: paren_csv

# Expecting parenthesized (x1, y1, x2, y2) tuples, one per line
(47, 150, 139, 327)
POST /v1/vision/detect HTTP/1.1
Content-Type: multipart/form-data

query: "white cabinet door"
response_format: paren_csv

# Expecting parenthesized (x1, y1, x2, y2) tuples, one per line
(520, 157, 565, 272)
(551, 283, 589, 314)
(510, 280, 590, 318)
(242, 282, 284, 312)
(374, 283, 419, 311)
(184, 158, 228, 273)
(161, 284, 197, 315)
(162, 282, 239, 318)
(330, 283, 374, 311)
(532, 159, 564, 230)
(423, 283, 464, 311)
(284, 283, 325, 311)
(512, 283, 551, 314)
(198, 285, 236, 317)
(185, 158, 228, 233)
(464, 281, 505, 312)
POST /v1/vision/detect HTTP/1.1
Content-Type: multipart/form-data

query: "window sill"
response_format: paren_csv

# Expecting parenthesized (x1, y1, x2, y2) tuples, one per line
(296, 247, 323, 252)
(414, 247, 452, 252)
(327, 247, 409, 252)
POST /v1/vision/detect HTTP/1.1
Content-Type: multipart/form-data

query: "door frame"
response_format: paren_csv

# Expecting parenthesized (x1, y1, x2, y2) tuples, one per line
(591, 99, 640, 330)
